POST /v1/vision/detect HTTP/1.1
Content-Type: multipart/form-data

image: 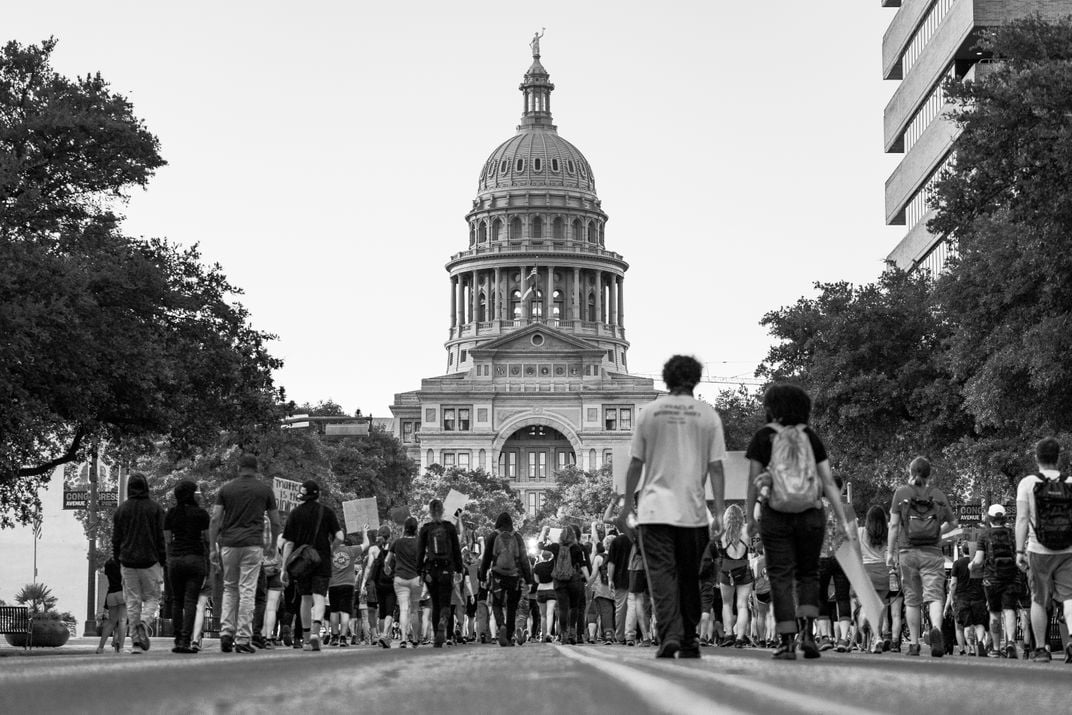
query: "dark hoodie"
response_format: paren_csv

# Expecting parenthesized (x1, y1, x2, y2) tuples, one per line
(112, 473, 167, 569)
(479, 512, 533, 583)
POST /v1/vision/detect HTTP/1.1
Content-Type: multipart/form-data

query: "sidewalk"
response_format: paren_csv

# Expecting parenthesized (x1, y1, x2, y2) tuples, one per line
(0, 636, 205, 657)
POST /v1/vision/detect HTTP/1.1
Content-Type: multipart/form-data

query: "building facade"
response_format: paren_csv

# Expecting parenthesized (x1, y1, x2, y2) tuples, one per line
(882, 0, 1072, 273)
(390, 43, 658, 516)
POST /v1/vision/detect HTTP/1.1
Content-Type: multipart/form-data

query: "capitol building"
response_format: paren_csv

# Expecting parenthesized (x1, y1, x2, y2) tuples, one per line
(390, 40, 658, 515)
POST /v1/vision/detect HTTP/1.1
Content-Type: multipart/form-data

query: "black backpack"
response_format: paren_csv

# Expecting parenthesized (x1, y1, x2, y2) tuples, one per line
(986, 526, 1019, 581)
(902, 488, 942, 547)
(1033, 474, 1072, 551)
(369, 547, 393, 588)
(426, 520, 452, 563)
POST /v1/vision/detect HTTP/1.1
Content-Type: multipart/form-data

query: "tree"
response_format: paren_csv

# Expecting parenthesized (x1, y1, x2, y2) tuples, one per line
(407, 466, 525, 537)
(759, 268, 970, 510)
(0, 39, 285, 527)
(324, 425, 417, 520)
(708, 387, 767, 451)
(534, 465, 615, 534)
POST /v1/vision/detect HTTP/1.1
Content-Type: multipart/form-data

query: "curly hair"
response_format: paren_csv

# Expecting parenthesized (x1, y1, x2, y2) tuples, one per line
(721, 504, 746, 547)
(662, 355, 703, 392)
(763, 383, 811, 425)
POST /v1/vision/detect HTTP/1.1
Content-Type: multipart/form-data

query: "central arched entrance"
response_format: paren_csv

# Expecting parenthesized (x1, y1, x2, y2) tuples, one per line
(498, 425, 576, 516)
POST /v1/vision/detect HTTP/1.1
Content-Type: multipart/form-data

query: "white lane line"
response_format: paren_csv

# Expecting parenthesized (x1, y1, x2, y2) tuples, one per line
(555, 645, 746, 715)
(582, 647, 888, 715)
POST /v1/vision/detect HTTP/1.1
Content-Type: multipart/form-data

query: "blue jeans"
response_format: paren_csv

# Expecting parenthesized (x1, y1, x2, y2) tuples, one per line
(220, 546, 263, 643)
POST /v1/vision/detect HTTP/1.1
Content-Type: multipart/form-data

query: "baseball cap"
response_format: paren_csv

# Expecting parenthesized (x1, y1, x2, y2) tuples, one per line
(299, 480, 320, 501)
(987, 504, 1005, 518)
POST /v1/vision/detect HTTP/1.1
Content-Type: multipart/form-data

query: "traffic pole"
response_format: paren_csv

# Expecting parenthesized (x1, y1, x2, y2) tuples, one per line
(84, 449, 99, 637)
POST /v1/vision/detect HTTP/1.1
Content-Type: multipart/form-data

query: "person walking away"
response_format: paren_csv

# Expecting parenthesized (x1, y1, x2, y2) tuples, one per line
(745, 383, 856, 661)
(886, 456, 958, 658)
(479, 512, 532, 646)
(533, 549, 557, 641)
(164, 480, 210, 653)
(623, 355, 727, 659)
(388, 517, 422, 647)
(588, 535, 616, 644)
(698, 525, 722, 647)
(752, 546, 772, 647)
(417, 499, 464, 647)
(365, 526, 397, 647)
(719, 505, 754, 648)
(624, 537, 653, 647)
(95, 557, 127, 654)
(260, 536, 285, 646)
(209, 455, 281, 654)
(361, 530, 384, 646)
(606, 507, 633, 643)
(1015, 437, 1072, 663)
(112, 472, 167, 654)
(857, 506, 891, 653)
(328, 526, 370, 646)
(974, 504, 1022, 657)
(816, 479, 854, 653)
(947, 542, 987, 656)
(280, 480, 344, 652)
(552, 526, 591, 645)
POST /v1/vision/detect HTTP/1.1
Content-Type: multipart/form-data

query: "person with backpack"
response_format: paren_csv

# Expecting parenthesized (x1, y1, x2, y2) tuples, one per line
(623, 355, 727, 659)
(551, 524, 591, 645)
(280, 480, 344, 652)
(946, 542, 987, 656)
(972, 504, 1022, 657)
(745, 384, 856, 661)
(363, 526, 397, 648)
(478, 511, 532, 646)
(416, 498, 464, 647)
(886, 456, 958, 658)
(588, 535, 616, 645)
(1015, 437, 1072, 663)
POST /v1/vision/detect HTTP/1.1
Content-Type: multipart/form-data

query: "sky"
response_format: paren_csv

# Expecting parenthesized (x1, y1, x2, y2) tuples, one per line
(9, 0, 903, 416)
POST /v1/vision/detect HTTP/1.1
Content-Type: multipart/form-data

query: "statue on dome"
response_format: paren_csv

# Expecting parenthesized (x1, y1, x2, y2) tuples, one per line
(530, 28, 545, 58)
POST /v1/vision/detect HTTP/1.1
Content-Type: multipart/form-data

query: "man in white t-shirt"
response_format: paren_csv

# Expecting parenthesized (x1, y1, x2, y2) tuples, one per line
(1015, 437, 1072, 663)
(624, 354, 726, 659)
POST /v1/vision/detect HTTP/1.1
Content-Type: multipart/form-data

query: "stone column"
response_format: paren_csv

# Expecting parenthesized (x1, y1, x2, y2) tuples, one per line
(594, 270, 603, 325)
(469, 270, 477, 323)
(573, 267, 581, 322)
(494, 267, 502, 322)
(450, 275, 457, 329)
(455, 275, 464, 327)
(609, 274, 618, 328)
(617, 275, 624, 328)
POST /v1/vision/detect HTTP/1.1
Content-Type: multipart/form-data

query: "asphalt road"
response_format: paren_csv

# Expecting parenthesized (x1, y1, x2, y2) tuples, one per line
(1, 638, 1068, 714)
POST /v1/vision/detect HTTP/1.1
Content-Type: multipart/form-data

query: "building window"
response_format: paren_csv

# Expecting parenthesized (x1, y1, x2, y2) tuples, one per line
(551, 158, 560, 172)
(510, 217, 522, 239)
(500, 160, 509, 174)
(499, 451, 517, 478)
(587, 221, 595, 243)
(587, 293, 596, 322)
(567, 159, 575, 174)
(572, 219, 582, 241)
(553, 217, 564, 238)
(527, 492, 539, 516)
(515, 158, 525, 172)
(532, 216, 543, 238)
(528, 451, 547, 480)
(556, 451, 573, 470)
(458, 452, 470, 470)
(443, 452, 456, 468)
(402, 421, 416, 443)
(620, 408, 632, 430)
(901, 0, 955, 77)
(492, 219, 502, 241)
(460, 349, 467, 363)
(530, 290, 544, 319)
(443, 408, 456, 431)
(604, 408, 618, 431)
(603, 450, 613, 468)
(458, 408, 470, 431)
(533, 157, 543, 172)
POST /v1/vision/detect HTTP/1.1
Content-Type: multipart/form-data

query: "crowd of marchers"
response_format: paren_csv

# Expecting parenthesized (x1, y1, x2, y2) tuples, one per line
(95, 356, 1072, 665)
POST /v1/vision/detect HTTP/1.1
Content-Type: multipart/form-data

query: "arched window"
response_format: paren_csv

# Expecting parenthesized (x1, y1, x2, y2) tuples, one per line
(572, 219, 582, 241)
(500, 160, 509, 174)
(587, 292, 596, 322)
(533, 158, 542, 172)
(553, 289, 563, 321)
(553, 217, 564, 239)
(551, 158, 560, 172)
(478, 293, 487, 322)
(469, 225, 475, 246)
(479, 222, 487, 243)
(567, 159, 576, 174)
(532, 216, 543, 239)
(587, 221, 595, 243)
(510, 217, 522, 240)
(515, 158, 525, 173)
(530, 289, 544, 319)
(511, 290, 522, 319)
(492, 218, 502, 242)
(599, 223, 605, 245)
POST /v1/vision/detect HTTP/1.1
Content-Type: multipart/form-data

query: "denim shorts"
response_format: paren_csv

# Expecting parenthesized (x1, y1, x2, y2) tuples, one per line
(898, 549, 945, 607)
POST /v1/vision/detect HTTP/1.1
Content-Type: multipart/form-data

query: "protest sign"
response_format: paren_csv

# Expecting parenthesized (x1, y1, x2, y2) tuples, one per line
(835, 540, 884, 636)
(342, 497, 379, 533)
(273, 478, 302, 514)
(443, 489, 469, 518)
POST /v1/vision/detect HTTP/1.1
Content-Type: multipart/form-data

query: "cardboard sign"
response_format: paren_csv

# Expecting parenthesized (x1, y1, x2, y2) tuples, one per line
(342, 497, 379, 534)
(611, 443, 633, 494)
(547, 527, 563, 543)
(835, 539, 884, 637)
(273, 477, 302, 514)
(443, 489, 469, 518)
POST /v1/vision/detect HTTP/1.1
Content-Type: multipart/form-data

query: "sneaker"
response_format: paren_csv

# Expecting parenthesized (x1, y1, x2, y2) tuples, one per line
(639, 639, 652, 648)
(378, 636, 390, 649)
(1004, 643, 1018, 660)
(907, 644, 921, 656)
(351, 635, 359, 646)
(339, 637, 349, 648)
(220, 634, 234, 653)
(280, 625, 292, 647)
(1034, 647, 1053, 663)
(292, 639, 304, 650)
(772, 642, 796, 660)
(516, 628, 527, 646)
(870, 640, 884, 654)
(835, 638, 849, 653)
(171, 643, 193, 654)
(400, 641, 408, 648)
(251, 635, 266, 649)
(987, 646, 1002, 658)
(801, 635, 821, 660)
(135, 623, 151, 651)
(929, 629, 944, 658)
(655, 639, 681, 659)
(734, 638, 747, 649)
(699, 637, 710, 647)
(234, 642, 256, 654)
(625, 639, 636, 647)
(818, 636, 835, 652)
(309, 634, 321, 652)
(544, 635, 553, 644)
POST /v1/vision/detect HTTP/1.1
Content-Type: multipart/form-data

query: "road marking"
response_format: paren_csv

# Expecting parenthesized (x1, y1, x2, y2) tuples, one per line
(555, 645, 746, 715)
(585, 647, 886, 715)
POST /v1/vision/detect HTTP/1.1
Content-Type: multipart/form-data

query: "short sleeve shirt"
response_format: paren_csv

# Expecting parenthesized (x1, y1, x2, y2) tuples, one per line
(745, 425, 829, 468)
(283, 501, 341, 575)
(329, 544, 365, 588)
(630, 395, 727, 527)
(390, 536, 420, 580)
(1016, 470, 1072, 555)
(164, 505, 210, 558)
(890, 484, 955, 554)
(216, 475, 277, 548)
(607, 533, 633, 590)
(952, 556, 984, 602)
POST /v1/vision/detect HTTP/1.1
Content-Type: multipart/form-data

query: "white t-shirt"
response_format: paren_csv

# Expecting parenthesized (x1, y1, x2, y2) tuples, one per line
(1016, 469, 1072, 555)
(858, 527, 885, 565)
(630, 394, 726, 527)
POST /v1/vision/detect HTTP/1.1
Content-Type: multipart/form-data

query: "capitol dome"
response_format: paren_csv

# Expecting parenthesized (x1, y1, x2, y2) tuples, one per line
(476, 56, 596, 196)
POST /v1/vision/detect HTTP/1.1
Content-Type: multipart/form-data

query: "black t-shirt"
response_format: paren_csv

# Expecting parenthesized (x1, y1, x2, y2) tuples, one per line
(104, 559, 123, 594)
(283, 501, 340, 575)
(164, 504, 211, 558)
(608, 533, 633, 590)
(745, 425, 829, 468)
(217, 475, 277, 547)
(533, 559, 554, 585)
(952, 556, 984, 602)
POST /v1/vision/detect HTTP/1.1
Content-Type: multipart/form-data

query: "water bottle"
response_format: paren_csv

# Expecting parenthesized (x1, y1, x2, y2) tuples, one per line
(888, 567, 900, 593)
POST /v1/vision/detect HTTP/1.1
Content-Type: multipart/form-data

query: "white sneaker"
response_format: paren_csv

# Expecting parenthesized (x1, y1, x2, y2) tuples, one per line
(309, 634, 321, 652)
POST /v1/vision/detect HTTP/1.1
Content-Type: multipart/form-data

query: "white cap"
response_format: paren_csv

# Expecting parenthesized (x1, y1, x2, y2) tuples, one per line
(987, 504, 1006, 518)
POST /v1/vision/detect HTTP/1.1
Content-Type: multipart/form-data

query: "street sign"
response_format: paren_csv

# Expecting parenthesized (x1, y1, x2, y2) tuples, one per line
(955, 504, 983, 525)
(62, 490, 118, 510)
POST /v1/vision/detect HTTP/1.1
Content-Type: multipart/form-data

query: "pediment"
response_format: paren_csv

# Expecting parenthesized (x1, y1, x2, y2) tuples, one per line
(469, 323, 605, 357)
